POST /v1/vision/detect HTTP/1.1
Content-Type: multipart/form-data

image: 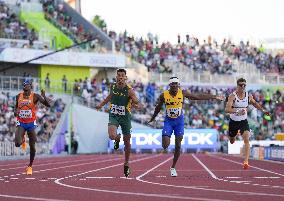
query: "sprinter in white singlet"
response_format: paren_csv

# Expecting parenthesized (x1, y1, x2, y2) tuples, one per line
(225, 78, 271, 170)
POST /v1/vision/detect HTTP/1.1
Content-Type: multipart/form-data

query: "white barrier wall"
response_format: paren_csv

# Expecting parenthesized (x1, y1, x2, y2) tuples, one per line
(228, 140, 284, 154)
(72, 104, 150, 154)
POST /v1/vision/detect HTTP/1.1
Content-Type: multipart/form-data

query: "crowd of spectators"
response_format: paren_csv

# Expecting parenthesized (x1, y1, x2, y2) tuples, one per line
(109, 31, 235, 74)
(1, 0, 283, 75)
(41, 0, 103, 51)
(220, 39, 284, 74)
(0, 91, 65, 143)
(76, 79, 284, 141)
(0, 1, 38, 47)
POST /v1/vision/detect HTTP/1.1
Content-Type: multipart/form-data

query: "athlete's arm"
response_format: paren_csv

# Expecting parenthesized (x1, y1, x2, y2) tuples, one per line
(128, 88, 142, 110)
(249, 94, 271, 116)
(95, 94, 112, 110)
(128, 88, 139, 105)
(182, 90, 223, 100)
(35, 89, 50, 107)
(148, 93, 164, 123)
(14, 94, 19, 117)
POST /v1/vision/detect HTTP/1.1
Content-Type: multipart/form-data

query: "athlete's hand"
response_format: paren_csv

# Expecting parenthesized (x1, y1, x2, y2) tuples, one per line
(41, 89, 46, 97)
(215, 95, 225, 101)
(147, 118, 155, 124)
(95, 105, 102, 110)
(263, 109, 271, 117)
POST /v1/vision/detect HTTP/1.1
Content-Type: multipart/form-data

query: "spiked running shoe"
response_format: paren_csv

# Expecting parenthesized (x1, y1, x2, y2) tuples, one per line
(243, 162, 249, 170)
(124, 165, 131, 177)
(26, 166, 32, 175)
(170, 168, 177, 177)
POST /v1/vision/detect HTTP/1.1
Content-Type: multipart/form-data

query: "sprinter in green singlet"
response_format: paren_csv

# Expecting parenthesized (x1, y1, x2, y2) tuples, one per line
(96, 69, 141, 177)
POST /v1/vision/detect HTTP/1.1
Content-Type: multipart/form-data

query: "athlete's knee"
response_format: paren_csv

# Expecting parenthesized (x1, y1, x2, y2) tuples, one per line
(109, 133, 117, 140)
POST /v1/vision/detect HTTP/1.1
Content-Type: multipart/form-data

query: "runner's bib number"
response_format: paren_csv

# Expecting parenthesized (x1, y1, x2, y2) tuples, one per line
(19, 110, 32, 118)
(110, 104, 126, 115)
(166, 108, 182, 118)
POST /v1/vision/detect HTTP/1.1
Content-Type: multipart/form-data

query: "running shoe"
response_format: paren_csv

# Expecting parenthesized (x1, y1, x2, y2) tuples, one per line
(170, 167, 177, 177)
(243, 162, 249, 170)
(26, 166, 32, 175)
(124, 165, 131, 177)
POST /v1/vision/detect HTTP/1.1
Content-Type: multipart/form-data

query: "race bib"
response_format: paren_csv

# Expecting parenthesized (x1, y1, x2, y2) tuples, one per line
(110, 104, 126, 115)
(166, 108, 182, 118)
(19, 110, 32, 119)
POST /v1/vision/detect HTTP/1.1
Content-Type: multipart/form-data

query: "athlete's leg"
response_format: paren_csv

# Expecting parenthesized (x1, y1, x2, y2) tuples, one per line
(242, 130, 250, 164)
(15, 126, 25, 147)
(171, 135, 183, 168)
(27, 129, 37, 167)
(162, 136, 171, 150)
(162, 120, 173, 150)
(123, 134, 131, 166)
(108, 124, 120, 141)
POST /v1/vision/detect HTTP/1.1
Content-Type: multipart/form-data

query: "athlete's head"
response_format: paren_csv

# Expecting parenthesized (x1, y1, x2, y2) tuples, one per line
(236, 78, 246, 91)
(23, 80, 32, 92)
(116, 68, 127, 85)
(168, 76, 180, 93)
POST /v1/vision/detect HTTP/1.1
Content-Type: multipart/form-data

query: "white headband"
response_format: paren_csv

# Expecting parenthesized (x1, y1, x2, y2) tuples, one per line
(169, 77, 179, 84)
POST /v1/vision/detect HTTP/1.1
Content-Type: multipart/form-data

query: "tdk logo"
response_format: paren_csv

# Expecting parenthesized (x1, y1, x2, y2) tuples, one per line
(130, 132, 214, 146)
(115, 129, 218, 149)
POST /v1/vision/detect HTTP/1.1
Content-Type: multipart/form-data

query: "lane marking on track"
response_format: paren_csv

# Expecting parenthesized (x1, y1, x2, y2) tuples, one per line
(209, 154, 284, 177)
(230, 181, 251, 183)
(225, 177, 240, 178)
(0, 156, 124, 179)
(54, 155, 228, 201)
(133, 154, 284, 198)
(0, 194, 70, 201)
(86, 176, 114, 179)
(254, 177, 280, 179)
(192, 154, 284, 192)
(54, 154, 229, 201)
(0, 155, 118, 171)
(25, 178, 35, 180)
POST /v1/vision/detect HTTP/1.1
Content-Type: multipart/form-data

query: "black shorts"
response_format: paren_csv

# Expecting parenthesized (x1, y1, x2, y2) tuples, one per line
(228, 119, 250, 137)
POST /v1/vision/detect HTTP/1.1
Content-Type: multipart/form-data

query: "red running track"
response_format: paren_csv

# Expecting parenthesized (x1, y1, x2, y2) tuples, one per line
(0, 153, 284, 201)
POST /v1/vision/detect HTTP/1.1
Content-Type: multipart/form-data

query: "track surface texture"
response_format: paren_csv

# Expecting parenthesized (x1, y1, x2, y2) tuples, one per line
(0, 153, 283, 201)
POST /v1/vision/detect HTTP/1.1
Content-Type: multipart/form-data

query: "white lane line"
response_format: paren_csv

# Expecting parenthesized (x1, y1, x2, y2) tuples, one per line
(10, 178, 19, 180)
(0, 156, 124, 179)
(0, 155, 119, 171)
(191, 154, 222, 181)
(25, 178, 36, 180)
(54, 155, 227, 201)
(150, 154, 284, 197)
(86, 177, 114, 179)
(254, 177, 280, 179)
(136, 156, 173, 179)
(230, 181, 251, 183)
(209, 155, 284, 177)
(0, 194, 70, 201)
(225, 177, 240, 179)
